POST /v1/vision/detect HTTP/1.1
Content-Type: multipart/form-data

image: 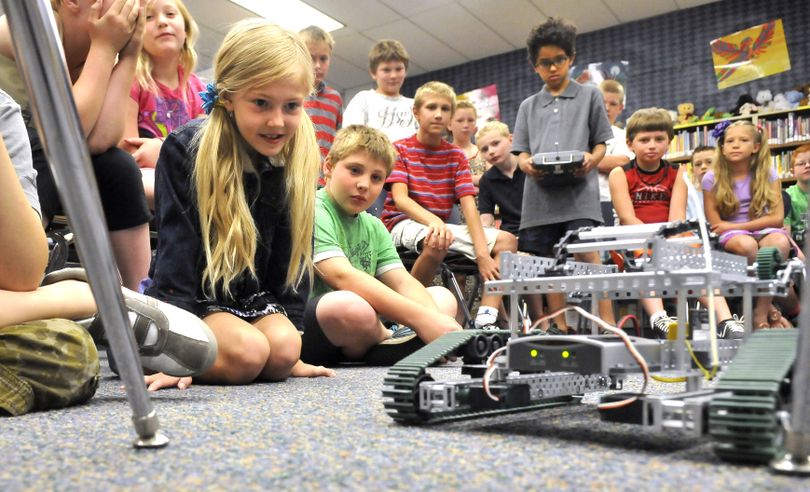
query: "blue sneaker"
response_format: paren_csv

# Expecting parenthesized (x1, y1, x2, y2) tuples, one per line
(363, 325, 424, 366)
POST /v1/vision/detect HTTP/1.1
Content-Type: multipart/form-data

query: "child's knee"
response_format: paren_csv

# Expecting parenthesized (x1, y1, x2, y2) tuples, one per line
(269, 328, 302, 372)
(222, 330, 271, 381)
(319, 291, 377, 331)
(427, 285, 458, 317)
(493, 231, 517, 255)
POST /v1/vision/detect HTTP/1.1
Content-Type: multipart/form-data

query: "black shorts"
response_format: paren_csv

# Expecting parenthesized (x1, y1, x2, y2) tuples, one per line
(31, 131, 150, 231)
(299, 295, 345, 366)
(518, 219, 600, 257)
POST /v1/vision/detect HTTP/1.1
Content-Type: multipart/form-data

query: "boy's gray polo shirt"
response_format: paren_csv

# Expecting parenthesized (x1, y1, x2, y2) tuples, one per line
(512, 80, 612, 229)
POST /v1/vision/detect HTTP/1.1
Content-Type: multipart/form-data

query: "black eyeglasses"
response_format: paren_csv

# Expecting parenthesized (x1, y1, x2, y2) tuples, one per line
(535, 55, 569, 69)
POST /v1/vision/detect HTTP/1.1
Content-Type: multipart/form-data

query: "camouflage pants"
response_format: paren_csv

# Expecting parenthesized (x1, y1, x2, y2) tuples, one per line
(0, 319, 99, 416)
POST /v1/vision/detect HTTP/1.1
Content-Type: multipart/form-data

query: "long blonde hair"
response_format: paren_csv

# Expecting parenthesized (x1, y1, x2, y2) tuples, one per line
(711, 120, 775, 219)
(194, 19, 318, 298)
(135, 0, 198, 95)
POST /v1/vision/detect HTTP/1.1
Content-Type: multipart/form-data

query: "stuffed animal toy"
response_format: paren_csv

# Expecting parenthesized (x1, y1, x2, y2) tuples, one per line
(797, 83, 810, 106)
(756, 89, 774, 112)
(698, 107, 717, 121)
(677, 102, 695, 124)
(739, 102, 759, 116)
(772, 93, 792, 111)
(733, 93, 756, 115)
(785, 90, 803, 109)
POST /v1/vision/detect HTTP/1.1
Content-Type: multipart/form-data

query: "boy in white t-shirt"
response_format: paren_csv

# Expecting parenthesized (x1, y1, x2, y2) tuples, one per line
(597, 80, 634, 226)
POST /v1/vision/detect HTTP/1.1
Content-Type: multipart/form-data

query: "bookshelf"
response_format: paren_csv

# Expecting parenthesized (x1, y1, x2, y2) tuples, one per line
(665, 106, 810, 181)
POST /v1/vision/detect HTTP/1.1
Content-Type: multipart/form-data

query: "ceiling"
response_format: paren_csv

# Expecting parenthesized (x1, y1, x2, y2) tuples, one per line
(189, 0, 719, 97)
(2, 1, 719, 97)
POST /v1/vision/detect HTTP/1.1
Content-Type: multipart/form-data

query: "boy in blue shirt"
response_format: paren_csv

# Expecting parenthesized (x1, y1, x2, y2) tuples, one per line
(301, 125, 462, 366)
(512, 18, 615, 331)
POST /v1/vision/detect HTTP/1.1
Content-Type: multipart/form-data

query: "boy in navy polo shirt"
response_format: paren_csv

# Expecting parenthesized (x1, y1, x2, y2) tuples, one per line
(512, 17, 615, 331)
(477, 121, 524, 235)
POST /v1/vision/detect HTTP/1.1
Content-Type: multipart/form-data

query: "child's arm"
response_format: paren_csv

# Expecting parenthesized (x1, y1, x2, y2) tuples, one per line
(316, 257, 460, 342)
(0, 136, 48, 291)
(608, 166, 643, 226)
(390, 182, 454, 250)
(86, 4, 145, 153)
(581, 143, 607, 175)
(68, 0, 138, 149)
(459, 195, 499, 280)
(517, 151, 544, 179)
(480, 213, 496, 228)
(668, 166, 688, 222)
(597, 154, 631, 175)
(705, 180, 784, 233)
(121, 94, 162, 168)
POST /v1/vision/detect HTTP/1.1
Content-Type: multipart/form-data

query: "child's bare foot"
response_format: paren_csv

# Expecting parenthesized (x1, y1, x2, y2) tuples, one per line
(291, 360, 336, 378)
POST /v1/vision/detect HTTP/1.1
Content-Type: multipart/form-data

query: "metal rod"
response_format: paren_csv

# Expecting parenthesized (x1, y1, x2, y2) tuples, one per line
(771, 238, 810, 474)
(576, 223, 672, 240)
(3, 0, 166, 448)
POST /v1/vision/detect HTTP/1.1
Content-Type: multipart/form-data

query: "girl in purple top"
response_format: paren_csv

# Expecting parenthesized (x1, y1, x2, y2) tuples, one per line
(703, 120, 792, 328)
(121, 0, 204, 209)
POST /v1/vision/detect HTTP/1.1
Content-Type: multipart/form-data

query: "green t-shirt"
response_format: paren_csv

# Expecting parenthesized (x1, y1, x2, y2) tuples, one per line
(784, 183, 809, 233)
(311, 188, 403, 298)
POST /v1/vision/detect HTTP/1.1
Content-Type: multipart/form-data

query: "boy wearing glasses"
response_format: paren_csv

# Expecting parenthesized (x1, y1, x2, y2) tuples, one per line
(512, 18, 615, 332)
(784, 144, 810, 246)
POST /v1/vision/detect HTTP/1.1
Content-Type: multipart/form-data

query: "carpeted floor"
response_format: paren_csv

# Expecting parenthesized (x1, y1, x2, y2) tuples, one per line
(0, 353, 806, 491)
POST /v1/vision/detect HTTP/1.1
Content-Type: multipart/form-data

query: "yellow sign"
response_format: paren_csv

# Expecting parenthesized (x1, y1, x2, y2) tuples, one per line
(710, 19, 791, 90)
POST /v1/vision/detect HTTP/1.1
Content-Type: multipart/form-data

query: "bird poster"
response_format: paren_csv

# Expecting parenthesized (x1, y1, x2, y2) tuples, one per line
(710, 19, 791, 90)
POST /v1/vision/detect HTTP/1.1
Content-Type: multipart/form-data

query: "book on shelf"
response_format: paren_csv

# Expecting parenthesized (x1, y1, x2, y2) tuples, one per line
(665, 107, 810, 161)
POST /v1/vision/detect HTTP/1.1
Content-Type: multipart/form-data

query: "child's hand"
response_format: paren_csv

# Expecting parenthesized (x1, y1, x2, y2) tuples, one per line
(87, 0, 139, 54)
(290, 360, 336, 378)
(119, 2, 147, 60)
(711, 221, 736, 235)
(519, 155, 545, 180)
(425, 222, 453, 250)
(577, 152, 596, 176)
(144, 372, 192, 391)
(124, 137, 162, 168)
(476, 254, 500, 281)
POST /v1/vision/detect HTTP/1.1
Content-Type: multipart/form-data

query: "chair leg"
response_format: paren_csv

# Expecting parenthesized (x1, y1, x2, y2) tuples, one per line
(440, 263, 475, 329)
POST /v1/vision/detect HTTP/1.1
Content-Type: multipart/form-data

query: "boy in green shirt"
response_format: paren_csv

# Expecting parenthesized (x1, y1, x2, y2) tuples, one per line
(300, 125, 462, 366)
(784, 144, 810, 246)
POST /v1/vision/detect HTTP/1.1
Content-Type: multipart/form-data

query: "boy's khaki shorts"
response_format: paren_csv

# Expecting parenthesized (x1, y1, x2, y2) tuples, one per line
(0, 319, 99, 416)
(390, 219, 500, 260)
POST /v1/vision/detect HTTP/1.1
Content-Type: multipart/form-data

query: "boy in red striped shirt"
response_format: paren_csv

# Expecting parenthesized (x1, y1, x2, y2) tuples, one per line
(299, 25, 343, 161)
(382, 81, 517, 329)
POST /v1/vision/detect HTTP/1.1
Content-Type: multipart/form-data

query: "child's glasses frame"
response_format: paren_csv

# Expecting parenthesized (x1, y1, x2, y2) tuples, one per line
(535, 55, 570, 69)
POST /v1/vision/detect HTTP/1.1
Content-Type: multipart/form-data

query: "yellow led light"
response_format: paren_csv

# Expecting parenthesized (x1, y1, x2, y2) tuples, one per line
(530, 349, 538, 358)
(562, 350, 570, 359)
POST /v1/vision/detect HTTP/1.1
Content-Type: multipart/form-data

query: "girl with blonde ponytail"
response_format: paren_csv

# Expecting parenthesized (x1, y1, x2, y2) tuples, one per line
(145, 19, 335, 389)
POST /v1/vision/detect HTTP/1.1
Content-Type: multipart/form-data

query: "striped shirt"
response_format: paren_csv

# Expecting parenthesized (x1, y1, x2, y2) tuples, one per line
(382, 135, 476, 230)
(304, 82, 343, 159)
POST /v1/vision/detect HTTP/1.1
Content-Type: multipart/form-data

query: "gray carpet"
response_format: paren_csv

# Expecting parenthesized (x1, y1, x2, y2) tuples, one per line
(0, 354, 806, 491)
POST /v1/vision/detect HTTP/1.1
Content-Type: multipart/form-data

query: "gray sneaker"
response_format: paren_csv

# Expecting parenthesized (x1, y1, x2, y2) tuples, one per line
(717, 316, 745, 340)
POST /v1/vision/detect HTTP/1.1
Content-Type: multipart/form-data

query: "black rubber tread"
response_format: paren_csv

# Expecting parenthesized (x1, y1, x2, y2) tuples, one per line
(709, 330, 798, 463)
(383, 330, 575, 425)
(755, 246, 782, 280)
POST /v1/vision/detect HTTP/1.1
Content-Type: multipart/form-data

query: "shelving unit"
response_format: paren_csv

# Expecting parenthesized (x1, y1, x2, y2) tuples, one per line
(665, 106, 810, 181)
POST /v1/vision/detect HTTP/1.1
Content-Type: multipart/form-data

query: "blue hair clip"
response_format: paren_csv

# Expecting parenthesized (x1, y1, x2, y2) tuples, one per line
(710, 120, 732, 140)
(199, 82, 219, 115)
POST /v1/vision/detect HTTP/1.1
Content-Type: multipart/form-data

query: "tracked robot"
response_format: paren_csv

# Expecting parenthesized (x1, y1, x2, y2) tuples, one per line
(382, 220, 809, 471)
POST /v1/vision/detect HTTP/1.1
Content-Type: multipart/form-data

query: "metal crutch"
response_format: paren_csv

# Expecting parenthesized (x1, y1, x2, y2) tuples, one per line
(2, 0, 168, 448)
